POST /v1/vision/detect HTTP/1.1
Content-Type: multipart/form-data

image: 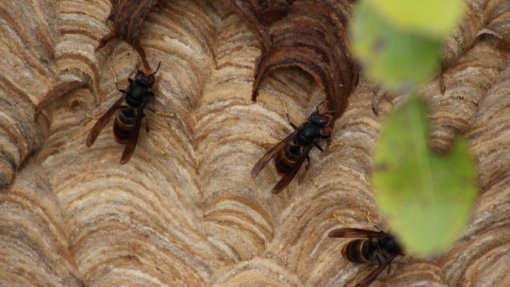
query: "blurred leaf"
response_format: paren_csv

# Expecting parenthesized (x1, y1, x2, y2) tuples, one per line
(366, 0, 465, 38)
(350, 2, 442, 91)
(372, 97, 477, 256)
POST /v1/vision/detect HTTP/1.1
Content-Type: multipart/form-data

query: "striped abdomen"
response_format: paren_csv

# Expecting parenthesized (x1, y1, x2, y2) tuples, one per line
(274, 144, 302, 174)
(342, 239, 374, 264)
(113, 107, 137, 144)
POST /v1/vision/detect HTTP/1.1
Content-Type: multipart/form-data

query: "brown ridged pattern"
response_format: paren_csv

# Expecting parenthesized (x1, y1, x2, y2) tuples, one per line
(39, 1, 222, 286)
(224, 0, 359, 123)
(0, 0, 55, 185)
(425, 38, 508, 152)
(439, 59, 510, 287)
(0, 165, 82, 286)
(53, 0, 109, 97)
(252, 0, 359, 121)
(484, 0, 510, 45)
(442, 0, 507, 67)
(0, 1, 509, 287)
(97, 0, 160, 69)
(220, 0, 293, 52)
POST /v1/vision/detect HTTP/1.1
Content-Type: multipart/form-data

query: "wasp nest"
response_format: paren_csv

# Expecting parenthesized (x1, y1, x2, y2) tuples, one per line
(0, 0, 509, 286)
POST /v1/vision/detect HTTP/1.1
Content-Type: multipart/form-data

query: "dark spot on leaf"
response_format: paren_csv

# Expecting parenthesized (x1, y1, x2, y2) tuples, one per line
(373, 163, 389, 172)
(372, 38, 386, 52)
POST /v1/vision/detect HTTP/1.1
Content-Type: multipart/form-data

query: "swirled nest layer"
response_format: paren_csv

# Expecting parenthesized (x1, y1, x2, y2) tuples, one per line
(0, 0, 509, 286)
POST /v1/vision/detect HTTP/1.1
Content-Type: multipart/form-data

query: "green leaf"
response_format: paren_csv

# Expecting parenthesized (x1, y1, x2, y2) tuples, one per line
(372, 97, 477, 256)
(350, 2, 442, 92)
(366, 0, 465, 38)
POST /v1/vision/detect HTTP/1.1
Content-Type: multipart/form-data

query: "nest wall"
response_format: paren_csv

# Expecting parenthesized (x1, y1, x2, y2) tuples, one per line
(0, 0, 509, 286)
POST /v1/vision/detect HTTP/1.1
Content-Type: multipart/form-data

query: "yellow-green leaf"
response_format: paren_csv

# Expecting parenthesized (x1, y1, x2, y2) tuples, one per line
(366, 0, 465, 38)
(350, 2, 442, 92)
(372, 97, 477, 256)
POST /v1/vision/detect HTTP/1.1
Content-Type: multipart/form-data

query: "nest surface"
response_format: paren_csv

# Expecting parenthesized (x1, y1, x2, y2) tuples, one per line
(0, 0, 509, 286)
